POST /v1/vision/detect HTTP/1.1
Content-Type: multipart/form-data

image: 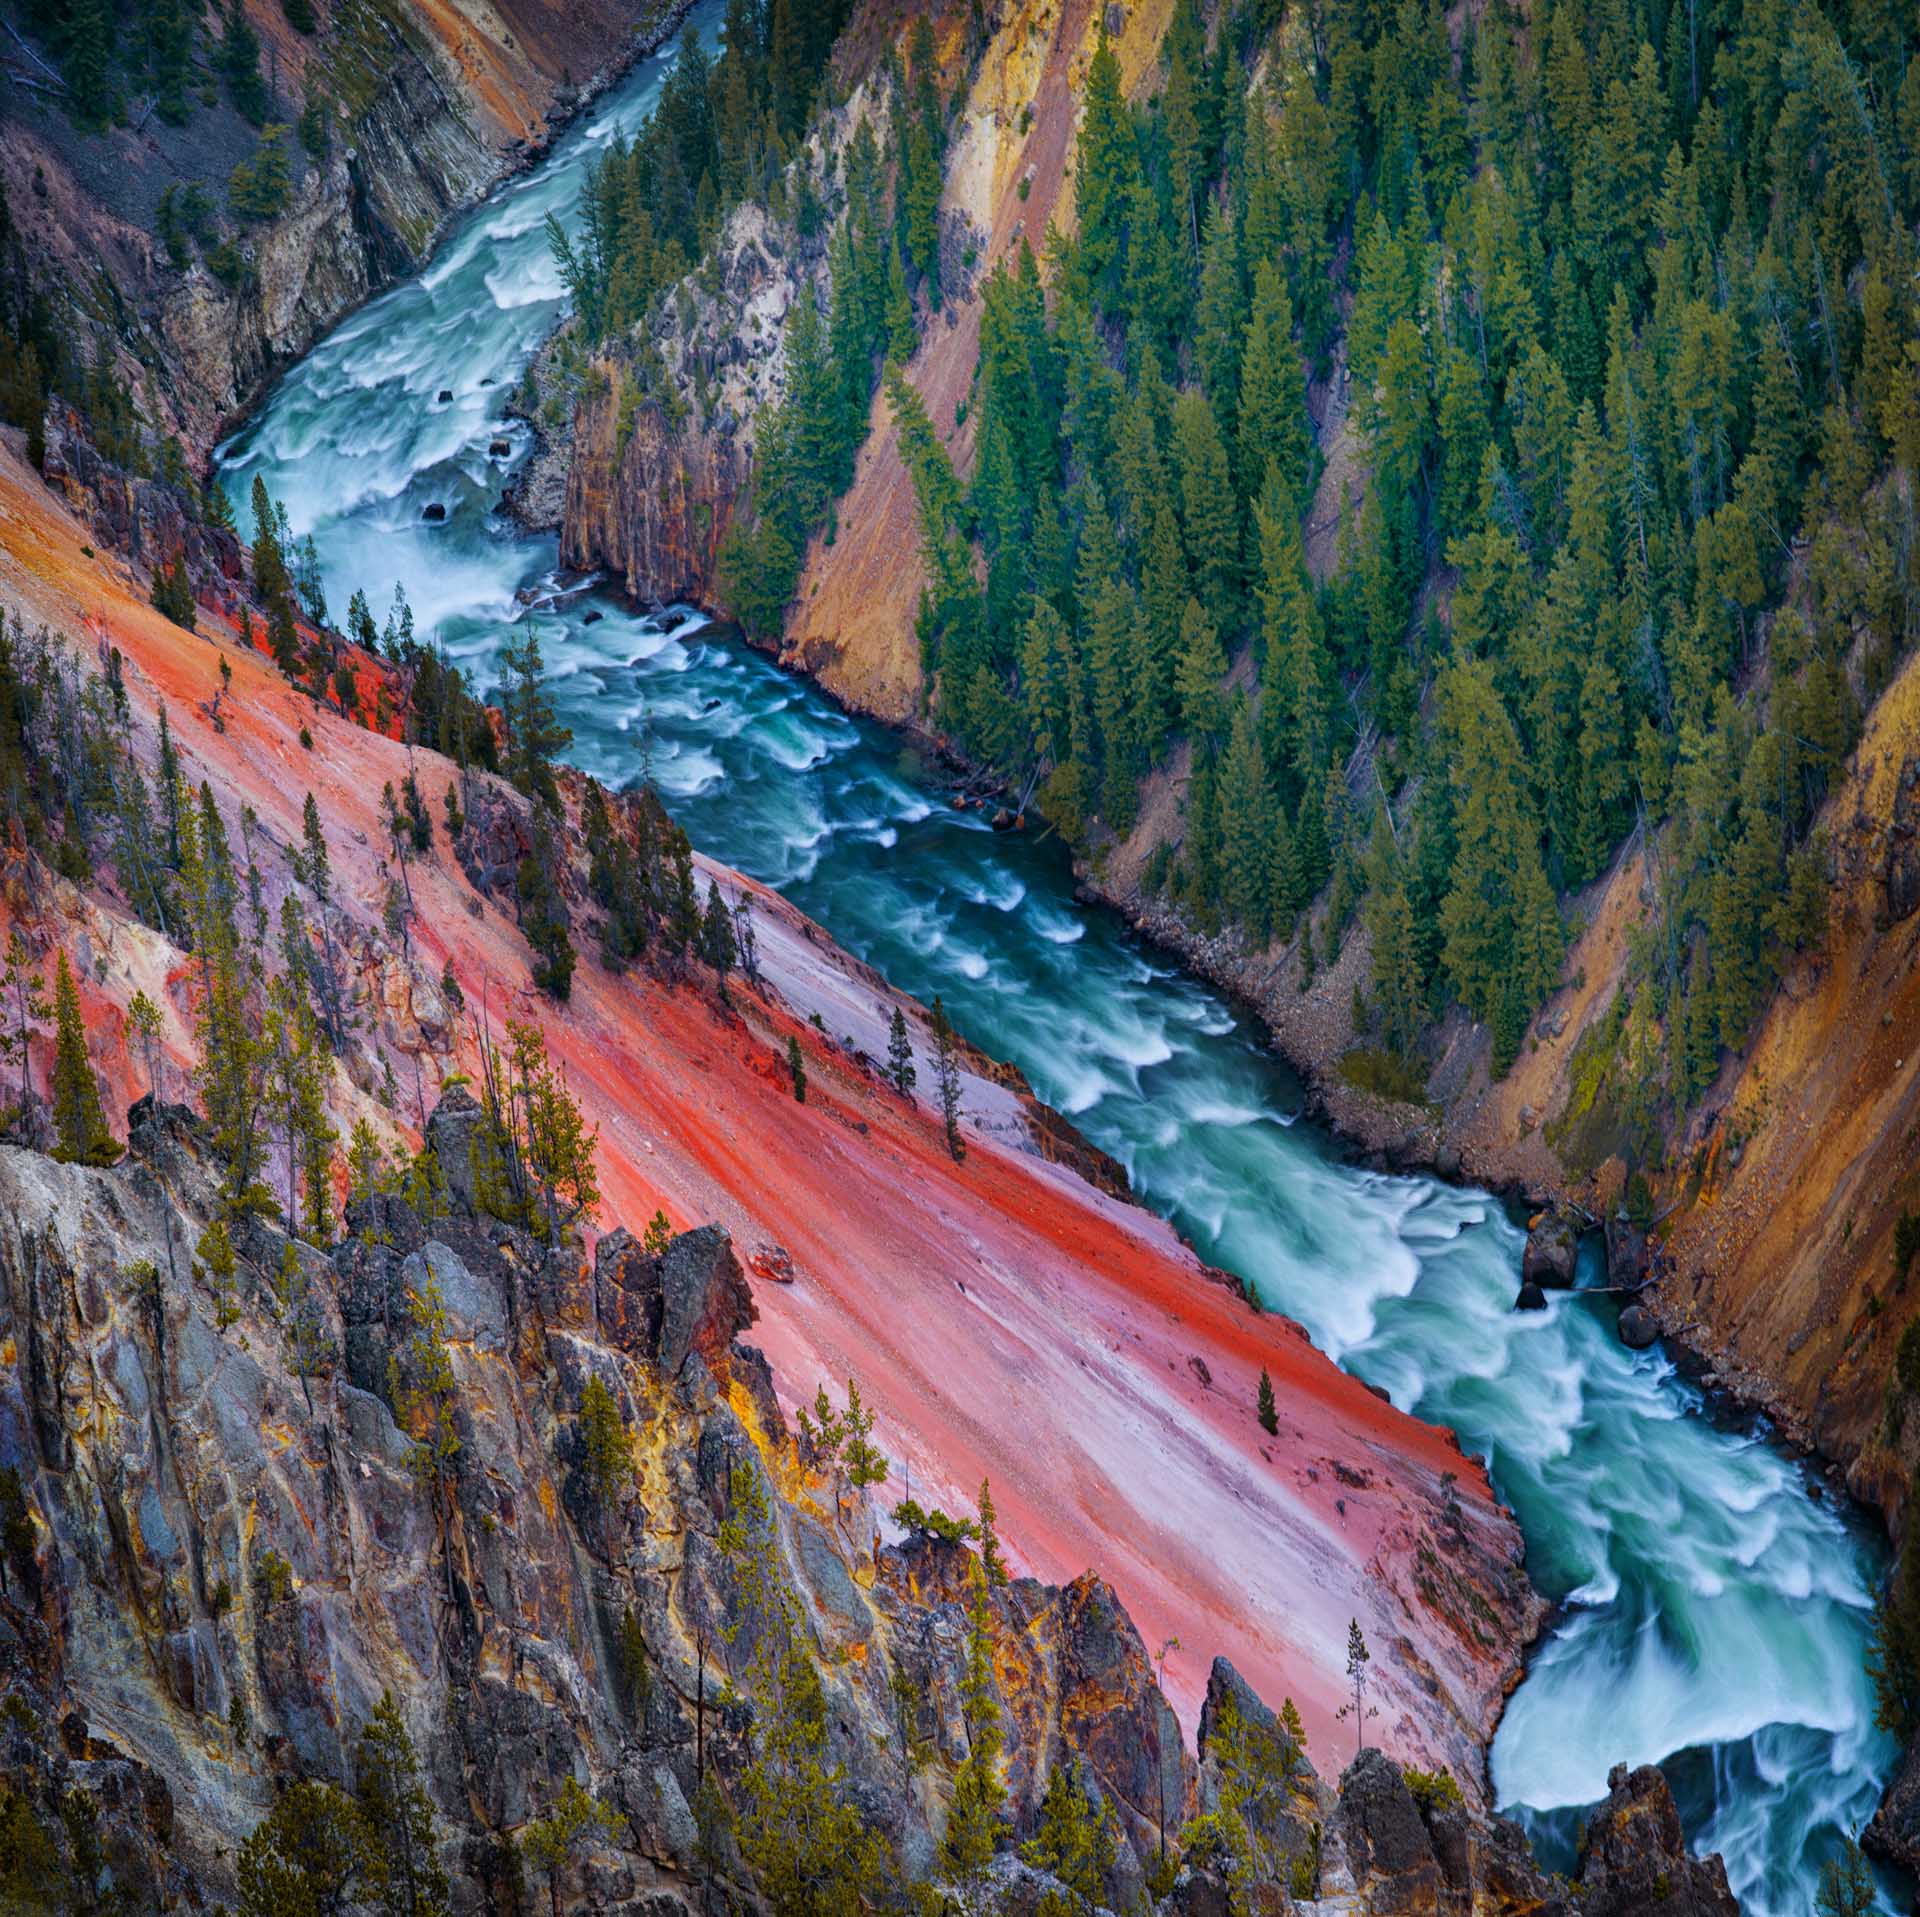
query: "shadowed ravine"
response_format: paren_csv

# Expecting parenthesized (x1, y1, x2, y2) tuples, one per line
(217, 19, 1900, 1909)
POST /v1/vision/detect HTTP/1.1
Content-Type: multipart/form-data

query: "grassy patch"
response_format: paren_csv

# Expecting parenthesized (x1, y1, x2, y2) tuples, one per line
(1337, 1046, 1431, 1110)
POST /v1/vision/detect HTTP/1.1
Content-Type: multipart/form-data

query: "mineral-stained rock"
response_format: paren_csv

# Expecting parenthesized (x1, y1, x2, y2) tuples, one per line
(0, 1076, 1741, 1915)
(1578, 1763, 1738, 1916)
(1324, 1747, 1445, 1910)
(1522, 1208, 1579, 1289)
(594, 1223, 756, 1377)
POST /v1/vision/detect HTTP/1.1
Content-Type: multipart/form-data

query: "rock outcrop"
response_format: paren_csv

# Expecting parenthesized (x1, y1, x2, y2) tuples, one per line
(1306, 1750, 1735, 1917)
(560, 115, 875, 606)
(0, 1090, 1737, 1913)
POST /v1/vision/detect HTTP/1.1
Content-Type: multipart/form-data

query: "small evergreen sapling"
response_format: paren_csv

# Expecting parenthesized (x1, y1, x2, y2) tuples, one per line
(886, 1006, 917, 1096)
(50, 953, 119, 1165)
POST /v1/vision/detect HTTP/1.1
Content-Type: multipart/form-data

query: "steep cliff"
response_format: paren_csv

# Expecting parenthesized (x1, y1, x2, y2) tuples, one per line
(0, 0, 686, 455)
(0, 1102, 1725, 1910)
(558, 186, 841, 603)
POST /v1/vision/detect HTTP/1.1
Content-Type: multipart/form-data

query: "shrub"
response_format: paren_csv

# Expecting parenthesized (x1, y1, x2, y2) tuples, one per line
(1403, 1766, 1464, 1815)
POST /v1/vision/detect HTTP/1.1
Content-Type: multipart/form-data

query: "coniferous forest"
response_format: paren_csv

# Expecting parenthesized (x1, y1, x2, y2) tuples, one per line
(852, 0, 1920, 1119)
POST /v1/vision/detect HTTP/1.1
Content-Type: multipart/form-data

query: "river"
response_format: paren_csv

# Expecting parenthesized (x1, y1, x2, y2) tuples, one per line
(216, 18, 1901, 1908)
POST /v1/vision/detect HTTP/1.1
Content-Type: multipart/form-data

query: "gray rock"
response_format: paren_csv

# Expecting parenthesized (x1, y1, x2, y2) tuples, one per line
(1515, 1280, 1548, 1312)
(1522, 1209, 1579, 1289)
(1580, 1763, 1738, 1915)
(1328, 1747, 1442, 1910)
(1618, 1304, 1659, 1349)
(1605, 1213, 1650, 1286)
(424, 1082, 484, 1214)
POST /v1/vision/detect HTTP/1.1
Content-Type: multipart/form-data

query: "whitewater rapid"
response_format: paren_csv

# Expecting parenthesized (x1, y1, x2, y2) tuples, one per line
(217, 19, 1902, 1906)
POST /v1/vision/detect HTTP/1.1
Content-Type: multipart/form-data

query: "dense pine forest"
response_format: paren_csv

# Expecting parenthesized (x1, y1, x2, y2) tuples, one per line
(837, 0, 1920, 1137)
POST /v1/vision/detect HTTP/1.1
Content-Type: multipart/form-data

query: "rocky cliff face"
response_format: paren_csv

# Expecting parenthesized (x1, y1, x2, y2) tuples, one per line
(0, 1092, 1735, 1913)
(0, 0, 683, 456)
(558, 98, 878, 603)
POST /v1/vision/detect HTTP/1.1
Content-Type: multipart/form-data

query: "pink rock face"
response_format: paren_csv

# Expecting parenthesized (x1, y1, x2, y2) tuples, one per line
(0, 441, 1538, 1796)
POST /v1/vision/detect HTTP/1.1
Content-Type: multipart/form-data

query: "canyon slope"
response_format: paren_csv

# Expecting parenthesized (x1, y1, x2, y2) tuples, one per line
(0, 425, 1542, 1833)
(0, 0, 685, 453)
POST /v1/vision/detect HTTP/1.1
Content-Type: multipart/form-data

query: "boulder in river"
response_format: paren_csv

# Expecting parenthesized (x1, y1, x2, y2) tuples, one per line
(488, 438, 511, 458)
(1521, 1207, 1578, 1289)
(1605, 1213, 1649, 1286)
(422, 502, 447, 522)
(1617, 1304, 1658, 1349)
(436, 387, 453, 403)
(582, 608, 603, 625)
(1514, 1280, 1548, 1312)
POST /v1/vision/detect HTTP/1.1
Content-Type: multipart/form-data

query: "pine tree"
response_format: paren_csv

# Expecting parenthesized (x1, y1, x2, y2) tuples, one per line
(0, 934, 47, 1123)
(1175, 598, 1227, 747)
(1217, 700, 1274, 938)
(699, 880, 737, 992)
(786, 1033, 807, 1103)
(930, 995, 964, 1162)
(47, 952, 117, 1166)
(1020, 1764, 1116, 1917)
(944, 1554, 1005, 1879)
(578, 1374, 632, 1509)
(1238, 263, 1309, 506)
(63, 0, 117, 127)
(1336, 1618, 1376, 1758)
(978, 1477, 1008, 1586)
(498, 628, 572, 805)
(1816, 1835, 1879, 1917)
(886, 1007, 916, 1097)
(1257, 1367, 1278, 1436)
(1255, 471, 1329, 783)
(1172, 388, 1241, 630)
(355, 1691, 451, 1917)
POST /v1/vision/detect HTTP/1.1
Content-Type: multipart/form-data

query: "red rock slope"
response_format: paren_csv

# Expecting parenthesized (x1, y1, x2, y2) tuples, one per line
(0, 434, 1537, 1790)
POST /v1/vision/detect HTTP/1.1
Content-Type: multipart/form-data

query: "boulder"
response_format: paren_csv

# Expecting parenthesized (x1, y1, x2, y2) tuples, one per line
(595, 1224, 755, 1377)
(1515, 1280, 1548, 1312)
(1604, 1213, 1649, 1287)
(436, 388, 453, 402)
(1617, 1304, 1659, 1350)
(422, 501, 447, 522)
(424, 1083, 485, 1214)
(1579, 1764, 1738, 1916)
(1522, 1208, 1579, 1289)
(488, 438, 511, 457)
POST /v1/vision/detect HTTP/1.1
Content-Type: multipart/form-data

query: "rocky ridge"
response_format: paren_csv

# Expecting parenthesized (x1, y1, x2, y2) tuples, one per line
(0, 1084, 1736, 1914)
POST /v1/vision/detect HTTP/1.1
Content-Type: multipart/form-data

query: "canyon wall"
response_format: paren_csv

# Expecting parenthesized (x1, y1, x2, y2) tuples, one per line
(0, 0, 683, 454)
(0, 429, 1543, 1812)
